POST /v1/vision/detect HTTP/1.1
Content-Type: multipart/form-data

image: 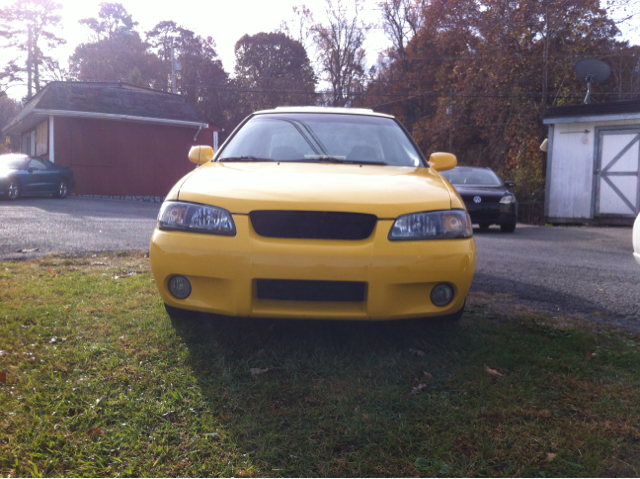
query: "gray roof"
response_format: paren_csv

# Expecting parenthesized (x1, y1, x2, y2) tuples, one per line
(543, 99, 640, 124)
(3, 81, 209, 135)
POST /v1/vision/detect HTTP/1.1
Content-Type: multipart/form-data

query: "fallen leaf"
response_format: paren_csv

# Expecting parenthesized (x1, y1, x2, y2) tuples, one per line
(88, 428, 104, 435)
(65, 307, 71, 313)
(17, 247, 39, 253)
(423, 371, 433, 378)
(410, 383, 428, 396)
(250, 368, 269, 377)
(547, 453, 556, 461)
(409, 348, 425, 357)
(0, 370, 6, 383)
(485, 366, 504, 377)
(586, 351, 596, 359)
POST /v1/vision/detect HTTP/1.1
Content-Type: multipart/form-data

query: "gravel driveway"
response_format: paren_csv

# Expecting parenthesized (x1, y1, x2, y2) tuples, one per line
(1, 197, 638, 329)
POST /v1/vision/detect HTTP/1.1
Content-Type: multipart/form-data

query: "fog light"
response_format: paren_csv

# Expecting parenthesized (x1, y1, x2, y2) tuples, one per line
(431, 283, 454, 307)
(168, 275, 192, 299)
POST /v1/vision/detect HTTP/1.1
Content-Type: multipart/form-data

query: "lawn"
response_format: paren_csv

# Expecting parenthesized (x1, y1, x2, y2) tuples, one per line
(1, 253, 639, 477)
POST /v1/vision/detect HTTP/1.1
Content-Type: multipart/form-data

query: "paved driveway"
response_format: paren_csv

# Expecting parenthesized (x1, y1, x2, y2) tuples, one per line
(0, 197, 159, 260)
(473, 225, 640, 329)
(1, 197, 638, 328)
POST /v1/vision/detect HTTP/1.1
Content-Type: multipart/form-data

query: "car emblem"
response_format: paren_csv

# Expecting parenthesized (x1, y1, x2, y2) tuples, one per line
(473, 196, 482, 203)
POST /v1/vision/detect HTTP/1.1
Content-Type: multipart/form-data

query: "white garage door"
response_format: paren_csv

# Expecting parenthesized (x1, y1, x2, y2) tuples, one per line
(596, 129, 640, 217)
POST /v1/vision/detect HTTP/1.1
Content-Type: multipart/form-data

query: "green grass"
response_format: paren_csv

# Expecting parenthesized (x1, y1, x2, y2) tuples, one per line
(1, 253, 639, 477)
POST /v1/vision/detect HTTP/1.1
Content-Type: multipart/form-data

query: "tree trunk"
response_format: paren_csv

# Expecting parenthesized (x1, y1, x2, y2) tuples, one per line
(27, 25, 33, 99)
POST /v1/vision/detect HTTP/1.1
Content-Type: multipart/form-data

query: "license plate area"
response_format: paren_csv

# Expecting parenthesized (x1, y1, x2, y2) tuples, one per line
(256, 279, 367, 302)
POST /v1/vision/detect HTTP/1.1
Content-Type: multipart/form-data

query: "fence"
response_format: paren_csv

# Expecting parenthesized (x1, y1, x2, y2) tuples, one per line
(518, 202, 545, 225)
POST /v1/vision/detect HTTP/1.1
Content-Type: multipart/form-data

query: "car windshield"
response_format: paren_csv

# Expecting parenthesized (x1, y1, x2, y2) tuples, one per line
(0, 155, 28, 170)
(441, 168, 503, 186)
(218, 113, 424, 167)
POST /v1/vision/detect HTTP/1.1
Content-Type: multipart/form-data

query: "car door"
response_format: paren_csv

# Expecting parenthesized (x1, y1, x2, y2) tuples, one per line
(25, 158, 56, 194)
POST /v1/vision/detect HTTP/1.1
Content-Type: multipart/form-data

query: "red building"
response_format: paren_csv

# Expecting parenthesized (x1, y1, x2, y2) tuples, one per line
(3, 81, 220, 197)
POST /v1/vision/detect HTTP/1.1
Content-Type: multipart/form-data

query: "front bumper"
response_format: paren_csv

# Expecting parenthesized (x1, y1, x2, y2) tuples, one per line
(466, 202, 517, 225)
(150, 216, 476, 321)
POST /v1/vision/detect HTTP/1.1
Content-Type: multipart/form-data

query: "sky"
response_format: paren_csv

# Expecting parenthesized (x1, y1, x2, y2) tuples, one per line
(1, 0, 638, 101)
(0, 0, 391, 100)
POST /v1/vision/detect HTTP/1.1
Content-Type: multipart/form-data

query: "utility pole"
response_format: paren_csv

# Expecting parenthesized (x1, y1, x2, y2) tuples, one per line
(447, 87, 454, 153)
(170, 38, 177, 94)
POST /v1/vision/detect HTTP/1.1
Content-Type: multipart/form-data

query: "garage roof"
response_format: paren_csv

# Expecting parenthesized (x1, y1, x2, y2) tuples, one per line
(3, 81, 209, 135)
(543, 99, 640, 124)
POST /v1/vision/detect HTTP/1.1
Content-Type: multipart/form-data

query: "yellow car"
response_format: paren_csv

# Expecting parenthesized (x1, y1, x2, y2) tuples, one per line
(150, 107, 476, 321)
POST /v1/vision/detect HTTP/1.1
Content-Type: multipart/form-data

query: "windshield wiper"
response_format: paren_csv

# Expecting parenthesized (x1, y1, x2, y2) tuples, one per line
(218, 156, 276, 163)
(288, 157, 387, 166)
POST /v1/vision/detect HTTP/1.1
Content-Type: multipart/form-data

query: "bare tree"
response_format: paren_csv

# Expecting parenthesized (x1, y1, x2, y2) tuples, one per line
(301, 0, 370, 106)
(379, 0, 427, 61)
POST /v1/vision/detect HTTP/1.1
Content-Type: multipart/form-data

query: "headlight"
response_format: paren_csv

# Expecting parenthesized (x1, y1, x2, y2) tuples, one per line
(158, 201, 236, 236)
(389, 209, 472, 240)
(500, 195, 516, 204)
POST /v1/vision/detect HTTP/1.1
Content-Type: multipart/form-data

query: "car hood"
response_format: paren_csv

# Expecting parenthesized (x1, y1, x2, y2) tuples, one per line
(177, 162, 454, 217)
(451, 185, 510, 198)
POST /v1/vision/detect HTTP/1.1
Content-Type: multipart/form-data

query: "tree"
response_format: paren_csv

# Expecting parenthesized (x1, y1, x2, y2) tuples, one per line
(233, 32, 317, 115)
(379, 0, 427, 63)
(0, 0, 65, 99)
(0, 94, 21, 153)
(364, 0, 640, 202)
(297, 0, 370, 106)
(147, 21, 230, 133)
(69, 3, 162, 86)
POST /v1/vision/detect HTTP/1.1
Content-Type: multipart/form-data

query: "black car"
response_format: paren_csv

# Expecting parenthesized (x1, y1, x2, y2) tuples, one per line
(440, 166, 517, 232)
(0, 154, 75, 200)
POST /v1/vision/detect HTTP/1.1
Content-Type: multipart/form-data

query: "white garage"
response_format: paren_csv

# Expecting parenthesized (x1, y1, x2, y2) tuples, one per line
(543, 100, 640, 225)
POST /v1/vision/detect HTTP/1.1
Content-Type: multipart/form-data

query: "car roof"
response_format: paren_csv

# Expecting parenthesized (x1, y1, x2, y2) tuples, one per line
(252, 106, 395, 119)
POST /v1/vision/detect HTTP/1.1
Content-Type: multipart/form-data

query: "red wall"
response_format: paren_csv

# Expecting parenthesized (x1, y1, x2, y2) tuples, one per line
(54, 117, 219, 197)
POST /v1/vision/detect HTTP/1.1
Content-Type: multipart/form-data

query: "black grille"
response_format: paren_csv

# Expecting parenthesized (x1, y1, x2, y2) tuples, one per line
(250, 211, 377, 240)
(256, 279, 366, 302)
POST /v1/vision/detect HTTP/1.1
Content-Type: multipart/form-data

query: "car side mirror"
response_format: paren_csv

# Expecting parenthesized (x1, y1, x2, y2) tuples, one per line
(188, 145, 214, 165)
(27, 167, 36, 173)
(428, 152, 457, 172)
(504, 181, 516, 188)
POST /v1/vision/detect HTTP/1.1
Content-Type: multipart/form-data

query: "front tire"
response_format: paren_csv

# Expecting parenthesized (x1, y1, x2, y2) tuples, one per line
(6, 179, 20, 200)
(54, 179, 68, 199)
(500, 220, 516, 233)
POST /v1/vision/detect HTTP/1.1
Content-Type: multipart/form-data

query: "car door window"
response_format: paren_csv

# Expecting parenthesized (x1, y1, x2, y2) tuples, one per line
(28, 159, 49, 170)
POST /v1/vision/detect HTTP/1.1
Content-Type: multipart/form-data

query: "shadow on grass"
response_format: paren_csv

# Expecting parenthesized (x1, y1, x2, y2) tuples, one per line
(171, 312, 462, 362)
(167, 313, 479, 476)
(166, 311, 640, 477)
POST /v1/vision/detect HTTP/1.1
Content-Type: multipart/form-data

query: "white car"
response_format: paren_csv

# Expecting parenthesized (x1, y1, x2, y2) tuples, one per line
(634, 213, 640, 266)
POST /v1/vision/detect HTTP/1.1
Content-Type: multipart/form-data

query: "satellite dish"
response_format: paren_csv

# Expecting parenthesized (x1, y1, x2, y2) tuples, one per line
(575, 59, 611, 83)
(574, 59, 611, 104)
